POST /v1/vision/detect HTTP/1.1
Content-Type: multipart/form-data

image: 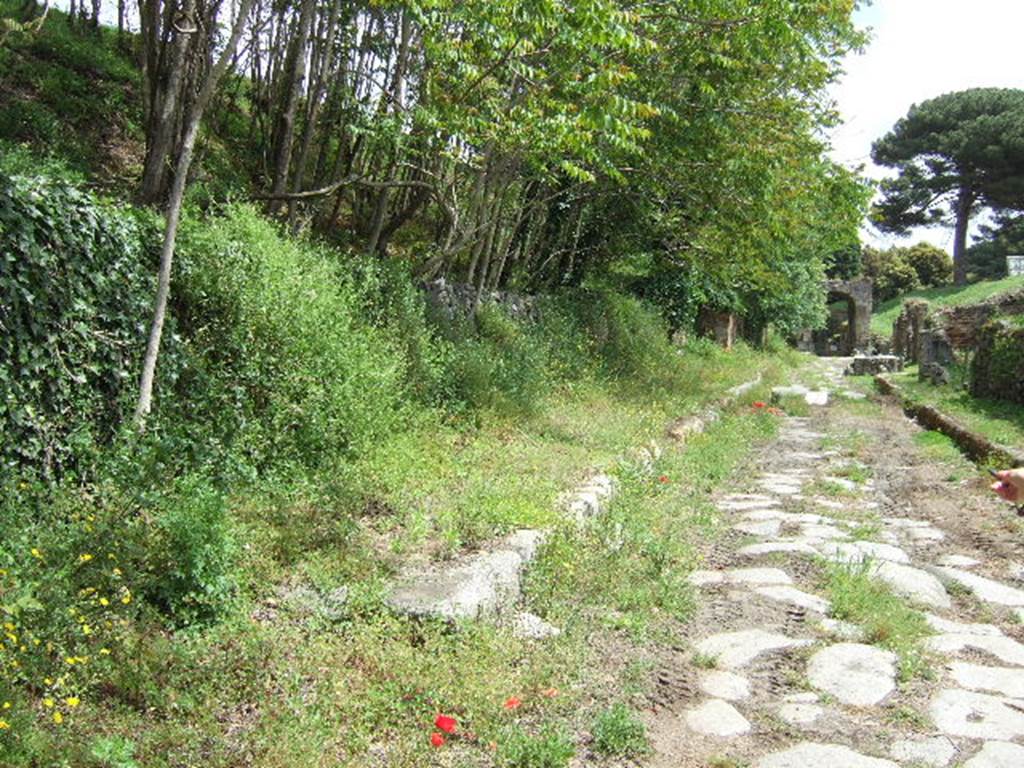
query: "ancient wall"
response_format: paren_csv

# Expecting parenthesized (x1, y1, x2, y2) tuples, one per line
(697, 308, 740, 349)
(969, 320, 1024, 406)
(422, 278, 539, 322)
(937, 287, 1024, 350)
(824, 277, 873, 354)
(892, 299, 930, 364)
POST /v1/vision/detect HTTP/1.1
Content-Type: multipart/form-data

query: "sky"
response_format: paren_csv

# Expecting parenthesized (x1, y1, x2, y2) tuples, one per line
(827, 0, 1024, 252)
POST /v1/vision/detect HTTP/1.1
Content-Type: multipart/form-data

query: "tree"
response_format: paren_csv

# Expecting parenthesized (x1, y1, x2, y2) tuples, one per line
(862, 246, 919, 303)
(872, 88, 1024, 285)
(901, 242, 952, 287)
(966, 212, 1024, 280)
(134, 0, 256, 422)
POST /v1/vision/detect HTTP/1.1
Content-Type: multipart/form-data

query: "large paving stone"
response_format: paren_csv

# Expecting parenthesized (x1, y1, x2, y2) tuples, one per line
(734, 520, 783, 537)
(963, 741, 1024, 768)
(754, 586, 830, 614)
(926, 633, 1024, 666)
(934, 567, 1024, 607)
(387, 529, 545, 620)
(718, 495, 782, 511)
(890, 736, 956, 768)
(695, 629, 812, 670)
(778, 693, 824, 726)
(925, 614, 1003, 637)
(756, 742, 898, 768)
(819, 541, 910, 565)
(688, 568, 793, 587)
(700, 670, 750, 701)
(873, 561, 951, 609)
(738, 542, 820, 558)
(930, 688, 1024, 740)
(685, 699, 751, 737)
(950, 662, 1024, 698)
(807, 643, 896, 706)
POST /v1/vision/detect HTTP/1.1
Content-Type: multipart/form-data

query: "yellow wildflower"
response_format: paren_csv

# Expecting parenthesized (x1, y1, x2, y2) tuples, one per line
(79, 553, 93, 563)
(99, 598, 109, 607)
(2, 701, 10, 709)
(30, 548, 41, 559)
(44, 678, 53, 685)
(82, 625, 92, 636)
(64, 657, 76, 665)
(99, 648, 110, 655)
(42, 698, 54, 708)
(112, 567, 122, 577)
(52, 711, 62, 725)
(64, 697, 79, 708)
(0, 720, 9, 729)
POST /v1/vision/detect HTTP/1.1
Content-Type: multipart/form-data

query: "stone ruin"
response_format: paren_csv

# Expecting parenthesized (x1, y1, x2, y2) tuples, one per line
(697, 308, 741, 349)
(803, 278, 873, 356)
(891, 288, 1024, 386)
(422, 278, 538, 322)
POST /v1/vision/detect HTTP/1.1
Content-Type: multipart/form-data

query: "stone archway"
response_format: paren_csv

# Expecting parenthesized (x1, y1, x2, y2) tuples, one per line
(813, 278, 873, 356)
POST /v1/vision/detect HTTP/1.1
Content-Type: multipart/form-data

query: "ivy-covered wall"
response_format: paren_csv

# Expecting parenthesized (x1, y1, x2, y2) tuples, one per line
(969, 320, 1024, 405)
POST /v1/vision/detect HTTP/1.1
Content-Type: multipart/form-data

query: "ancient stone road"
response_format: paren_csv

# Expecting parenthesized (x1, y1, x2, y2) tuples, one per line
(648, 358, 1024, 768)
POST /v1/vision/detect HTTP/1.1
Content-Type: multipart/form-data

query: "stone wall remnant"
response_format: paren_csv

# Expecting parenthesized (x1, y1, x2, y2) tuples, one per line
(811, 278, 873, 355)
(846, 355, 903, 376)
(936, 287, 1024, 351)
(892, 299, 931, 364)
(969, 320, 1024, 406)
(698, 308, 740, 349)
(423, 278, 538, 322)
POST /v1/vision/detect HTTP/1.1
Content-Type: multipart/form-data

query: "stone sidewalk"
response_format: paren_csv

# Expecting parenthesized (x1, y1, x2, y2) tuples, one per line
(652, 359, 1024, 768)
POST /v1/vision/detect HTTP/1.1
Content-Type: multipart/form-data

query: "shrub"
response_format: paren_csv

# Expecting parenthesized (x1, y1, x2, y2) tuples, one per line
(441, 303, 551, 416)
(144, 474, 236, 625)
(172, 205, 409, 469)
(591, 704, 648, 757)
(500, 725, 575, 768)
(902, 243, 953, 287)
(0, 479, 143, 745)
(863, 246, 920, 303)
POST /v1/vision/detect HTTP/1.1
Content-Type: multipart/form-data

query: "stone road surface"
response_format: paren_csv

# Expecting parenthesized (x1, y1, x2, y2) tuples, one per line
(647, 358, 1024, 768)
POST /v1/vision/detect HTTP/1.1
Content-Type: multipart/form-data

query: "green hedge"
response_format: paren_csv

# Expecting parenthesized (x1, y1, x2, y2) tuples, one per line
(0, 172, 156, 477)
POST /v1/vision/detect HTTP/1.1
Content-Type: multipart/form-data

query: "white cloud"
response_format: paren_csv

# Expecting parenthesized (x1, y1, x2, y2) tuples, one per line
(828, 0, 1024, 250)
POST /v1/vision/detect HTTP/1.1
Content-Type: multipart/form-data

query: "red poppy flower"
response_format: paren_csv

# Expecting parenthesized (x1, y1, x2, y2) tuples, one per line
(753, 401, 766, 409)
(435, 714, 457, 734)
(658, 475, 670, 484)
(430, 732, 445, 748)
(504, 696, 521, 710)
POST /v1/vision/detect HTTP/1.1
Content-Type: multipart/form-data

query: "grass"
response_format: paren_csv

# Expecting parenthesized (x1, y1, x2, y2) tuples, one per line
(590, 704, 648, 757)
(871, 275, 1024, 337)
(13, 348, 794, 766)
(823, 560, 934, 683)
(888, 367, 1024, 451)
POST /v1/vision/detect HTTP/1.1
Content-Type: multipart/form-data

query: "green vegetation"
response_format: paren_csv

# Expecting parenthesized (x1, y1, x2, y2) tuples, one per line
(889, 367, 1024, 449)
(591, 703, 649, 758)
(0, 0, 871, 762)
(823, 560, 933, 682)
(871, 274, 1024, 337)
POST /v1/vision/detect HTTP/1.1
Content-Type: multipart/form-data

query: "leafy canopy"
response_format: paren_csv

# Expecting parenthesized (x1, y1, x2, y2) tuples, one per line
(872, 88, 1024, 231)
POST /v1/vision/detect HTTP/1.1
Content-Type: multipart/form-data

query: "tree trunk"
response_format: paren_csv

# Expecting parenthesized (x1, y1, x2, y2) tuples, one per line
(952, 187, 975, 286)
(135, 0, 256, 423)
(138, 0, 195, 205)
(267, 0, 315, 217)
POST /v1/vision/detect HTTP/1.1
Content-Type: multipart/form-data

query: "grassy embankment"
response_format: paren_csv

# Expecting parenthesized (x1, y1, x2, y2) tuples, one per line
(871, 275, 1024, 338)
